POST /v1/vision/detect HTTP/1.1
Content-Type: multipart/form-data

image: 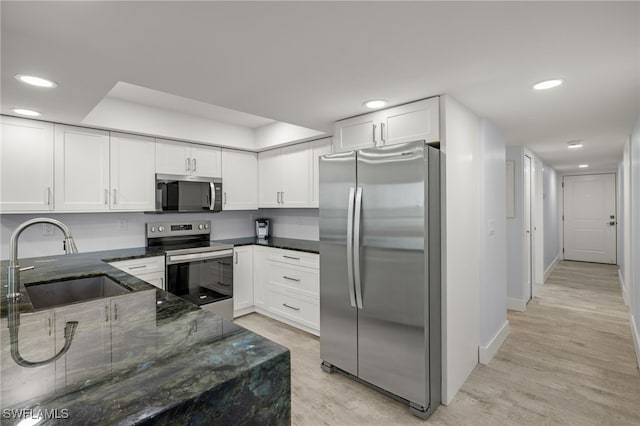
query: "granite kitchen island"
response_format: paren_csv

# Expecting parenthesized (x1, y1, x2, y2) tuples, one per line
(0, 249, 290, 425)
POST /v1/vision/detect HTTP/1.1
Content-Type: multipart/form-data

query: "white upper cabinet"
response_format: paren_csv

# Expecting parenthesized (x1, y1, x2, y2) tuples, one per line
(0, 116, 54, 212)
(333, 97, 440, 154)
(258, 145, 312, 208)
(156, 140, 221, 178)
(333, 114, 379, 153)
(221, 149, 258, 210)
(380, 97, 440, 146)
(281, 144, 311, 208)
(55, 125, 110, 212)
(258, 149, 283, 208)
(110, 133, 156, 211)
(309, 138, 332, 208)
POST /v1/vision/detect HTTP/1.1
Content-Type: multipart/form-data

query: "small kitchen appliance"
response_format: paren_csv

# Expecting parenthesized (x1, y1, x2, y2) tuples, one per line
(255, 219, 270, 239)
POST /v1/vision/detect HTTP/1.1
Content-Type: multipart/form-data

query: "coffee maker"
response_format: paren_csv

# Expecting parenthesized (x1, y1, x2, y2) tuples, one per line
(255, 219, 270, 239)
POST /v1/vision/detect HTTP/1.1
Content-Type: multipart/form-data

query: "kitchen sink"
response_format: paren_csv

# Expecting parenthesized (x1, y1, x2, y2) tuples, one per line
(25, 275, 130, 310)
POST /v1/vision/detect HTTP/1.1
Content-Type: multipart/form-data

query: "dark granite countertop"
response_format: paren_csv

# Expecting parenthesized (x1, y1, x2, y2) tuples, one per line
(0, 248, 290, 424)
(215, 237, 319, 254)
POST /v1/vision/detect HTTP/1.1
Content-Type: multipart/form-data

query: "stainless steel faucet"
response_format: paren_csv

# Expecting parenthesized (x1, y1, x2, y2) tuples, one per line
(6, 217, 78, 299)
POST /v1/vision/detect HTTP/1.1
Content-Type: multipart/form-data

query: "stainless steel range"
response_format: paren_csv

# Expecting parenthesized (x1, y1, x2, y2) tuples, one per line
(146, 220, 234, 320)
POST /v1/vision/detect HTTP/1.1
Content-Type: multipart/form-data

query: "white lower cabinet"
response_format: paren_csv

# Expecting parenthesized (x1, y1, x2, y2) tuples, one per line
(0, 311, 56, 407)
(233, 246, 254, 317)
(108, 256, 165, 290)
(54, 289, 156, 392)
(236, 245, 319, 336)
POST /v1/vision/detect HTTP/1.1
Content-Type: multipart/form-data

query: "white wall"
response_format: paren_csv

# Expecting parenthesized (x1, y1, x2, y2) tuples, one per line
(254, 122, 326, 150)
(630, 117, 640, 369)
(617, 155, 627, 304)
(257, 208, 319, 240)
(543, 163, 561, 276)
(506, 147, 525, 307)
(440, 95, 480, 404)
(83, 98, 256, 150)
(0, 211, 257, 260)
(478, 118, 508, 364)
(623, 139, 632, 305)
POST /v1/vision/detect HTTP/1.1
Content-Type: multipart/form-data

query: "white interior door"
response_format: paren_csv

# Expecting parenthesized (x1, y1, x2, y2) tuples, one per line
(524, 155, 532, 302)
(563, 174, 616, 264)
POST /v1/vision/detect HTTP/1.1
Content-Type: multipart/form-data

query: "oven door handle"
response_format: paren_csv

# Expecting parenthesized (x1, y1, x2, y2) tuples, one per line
(167, 249, 233, 264)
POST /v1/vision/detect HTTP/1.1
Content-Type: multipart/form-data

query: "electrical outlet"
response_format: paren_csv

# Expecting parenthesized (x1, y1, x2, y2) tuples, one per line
(42, 224, 54, 236)
(118, 219, 127, 231)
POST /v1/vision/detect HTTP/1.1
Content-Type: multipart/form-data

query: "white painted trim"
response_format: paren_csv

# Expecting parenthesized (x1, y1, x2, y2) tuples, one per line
(479, 321, 509, 365)
(619, 269, 629, 306)
(544, 255, 560, 282)
(507, 297, 526, 312)
(233, 306, 255, 318)
(631, 314, 640, 371)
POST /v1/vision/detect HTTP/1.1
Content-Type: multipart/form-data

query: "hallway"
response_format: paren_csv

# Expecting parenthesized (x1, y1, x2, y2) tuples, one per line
(235, 261, 640, 425)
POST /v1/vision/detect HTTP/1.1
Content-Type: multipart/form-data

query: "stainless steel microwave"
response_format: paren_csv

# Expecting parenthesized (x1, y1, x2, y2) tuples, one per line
(155, 174, 222, 213)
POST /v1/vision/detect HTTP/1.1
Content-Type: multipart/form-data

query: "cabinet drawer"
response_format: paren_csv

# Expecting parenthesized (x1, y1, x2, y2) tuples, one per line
(266, 248, 319, 269)
(109, 256, 165, 275)
(267, 285, 319, 331)
(268, 261, 318, 298)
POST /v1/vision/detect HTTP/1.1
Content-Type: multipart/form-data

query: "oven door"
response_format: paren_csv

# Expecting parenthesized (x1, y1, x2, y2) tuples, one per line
(166, 249, 233, 307)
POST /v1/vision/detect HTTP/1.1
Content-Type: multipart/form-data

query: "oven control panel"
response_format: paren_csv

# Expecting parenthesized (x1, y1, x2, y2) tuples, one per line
(146, 221, 210, 238)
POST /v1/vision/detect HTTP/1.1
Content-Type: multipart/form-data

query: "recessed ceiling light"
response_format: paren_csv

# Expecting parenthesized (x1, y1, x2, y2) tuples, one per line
(11, 108, 42, 117)
(364, 99, 387, 109)
(533, 79, 563, 90)
(15, 74, 58, 88)
(567, 141, 583, 149)
(578, 164, 589, 168)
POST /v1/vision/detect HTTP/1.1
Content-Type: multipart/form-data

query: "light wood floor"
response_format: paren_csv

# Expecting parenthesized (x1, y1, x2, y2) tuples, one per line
(235, 261, 640, 425)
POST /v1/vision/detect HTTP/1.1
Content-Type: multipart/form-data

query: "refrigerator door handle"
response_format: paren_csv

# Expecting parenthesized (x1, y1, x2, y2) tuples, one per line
(346, 187, 357, 308)
(353, 186, 364, 309)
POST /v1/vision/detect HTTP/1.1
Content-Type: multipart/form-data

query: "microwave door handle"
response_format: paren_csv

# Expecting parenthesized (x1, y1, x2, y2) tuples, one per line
(209, 182, 216, 210)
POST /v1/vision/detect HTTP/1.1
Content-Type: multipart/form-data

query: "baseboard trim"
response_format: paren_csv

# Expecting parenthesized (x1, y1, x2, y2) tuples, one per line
(631, 314, 640, 371)
(507, 297, 526, 312)
(479, 321, 509, 365)
(544, 255, 560, 282)
(619, 269, 629, 306)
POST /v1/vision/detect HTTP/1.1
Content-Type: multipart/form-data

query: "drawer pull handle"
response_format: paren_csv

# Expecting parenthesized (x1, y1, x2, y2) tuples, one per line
(283, 255, 300, 260)
(129, 265, 147, 270)
(217, 281, 230, 286)
(283, 303, 300, 311)
(283, 276, 301, 282)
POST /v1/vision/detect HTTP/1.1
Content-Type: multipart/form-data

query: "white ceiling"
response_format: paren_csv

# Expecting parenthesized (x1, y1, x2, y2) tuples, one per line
(2, 1, 638, 172)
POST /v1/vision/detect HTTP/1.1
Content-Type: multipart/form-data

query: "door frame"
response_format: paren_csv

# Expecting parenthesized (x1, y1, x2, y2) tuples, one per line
(524, 155, 533, 302)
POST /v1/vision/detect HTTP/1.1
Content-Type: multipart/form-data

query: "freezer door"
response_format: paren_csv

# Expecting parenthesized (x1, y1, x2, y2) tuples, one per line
(355, 141, 429, 406)
(319, 151, 358, 375)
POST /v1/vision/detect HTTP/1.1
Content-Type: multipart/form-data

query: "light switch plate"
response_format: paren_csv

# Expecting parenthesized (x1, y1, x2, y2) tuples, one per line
(488, 219, 495, 236)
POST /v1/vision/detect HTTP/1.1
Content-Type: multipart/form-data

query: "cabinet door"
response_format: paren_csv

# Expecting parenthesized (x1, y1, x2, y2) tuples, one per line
(380, 97, 440, 146)
(258, 149, 282, 208)
(0, 311, 56, 407)
(253, 246, 269, 309)
(156, 140, 190, 175)
(111, 290, 156, 370)
(233, 246, 254, 317)
(110, 133, 156, 211)
(0, 117, 54, 212)
(191, 145, 222, 178)
(55, 300, 111, 391)
(332, 114, 378, 153)
(221, 149, 258, 210)
(54, 125, 110, 211)
(281, 144, 311, 208)
(309, 138, 332, 208)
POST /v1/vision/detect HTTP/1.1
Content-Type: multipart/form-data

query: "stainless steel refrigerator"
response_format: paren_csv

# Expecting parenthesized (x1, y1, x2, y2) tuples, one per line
(319, 140, 441, 419)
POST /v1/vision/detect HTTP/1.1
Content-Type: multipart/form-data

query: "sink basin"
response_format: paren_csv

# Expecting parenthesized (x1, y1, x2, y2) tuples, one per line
(25, 275, 130, 309)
